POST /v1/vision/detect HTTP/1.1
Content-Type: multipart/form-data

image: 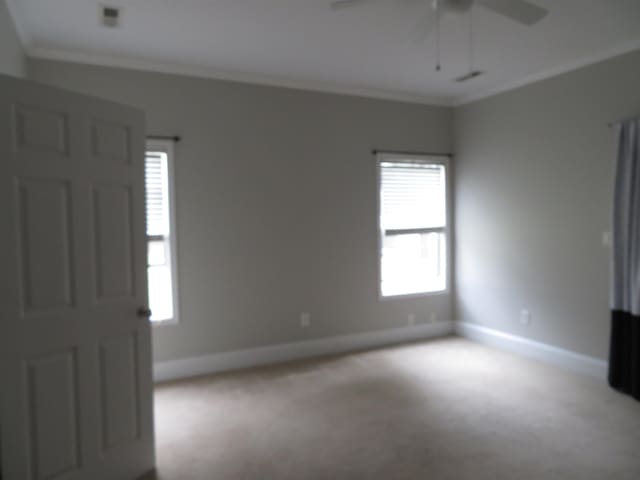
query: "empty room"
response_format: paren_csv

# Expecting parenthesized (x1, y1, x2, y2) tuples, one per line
(1, 0, 640, 479)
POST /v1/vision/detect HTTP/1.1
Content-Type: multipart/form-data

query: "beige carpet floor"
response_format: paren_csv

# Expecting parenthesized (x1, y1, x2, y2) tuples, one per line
(152, 337, 640, 479)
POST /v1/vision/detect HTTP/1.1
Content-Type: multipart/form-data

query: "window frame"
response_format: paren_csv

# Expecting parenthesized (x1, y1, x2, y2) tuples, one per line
(145, 138, 180, 326)
(375, 151, 451, 301)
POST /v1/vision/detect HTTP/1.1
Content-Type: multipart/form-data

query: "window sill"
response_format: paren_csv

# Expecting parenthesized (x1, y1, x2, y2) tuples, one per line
(379, 289, 449, 301)
(151, 318, 180, 327)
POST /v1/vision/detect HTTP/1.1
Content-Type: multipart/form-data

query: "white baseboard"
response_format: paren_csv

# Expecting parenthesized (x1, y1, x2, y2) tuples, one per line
(154, 321, 453, 382)
(455, 322, 608, 380)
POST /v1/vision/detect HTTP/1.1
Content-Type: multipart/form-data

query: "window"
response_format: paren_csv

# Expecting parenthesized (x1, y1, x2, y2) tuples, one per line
(145, 139, 178, 323)
(377, 153, 448, 298)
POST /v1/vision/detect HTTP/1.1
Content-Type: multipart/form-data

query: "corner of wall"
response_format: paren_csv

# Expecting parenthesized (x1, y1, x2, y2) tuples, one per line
(1, 0, 27, 78)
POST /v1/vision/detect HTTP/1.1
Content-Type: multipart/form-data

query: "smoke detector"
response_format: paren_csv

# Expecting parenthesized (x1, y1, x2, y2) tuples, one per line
(101, 5, 120, 28)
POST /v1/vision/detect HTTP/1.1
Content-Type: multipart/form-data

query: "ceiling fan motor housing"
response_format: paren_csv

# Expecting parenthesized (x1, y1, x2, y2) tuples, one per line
(435, 0, 474, 13)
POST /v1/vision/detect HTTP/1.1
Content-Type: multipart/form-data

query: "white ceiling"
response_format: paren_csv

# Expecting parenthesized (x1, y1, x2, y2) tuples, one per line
(8, 0, 640, 105)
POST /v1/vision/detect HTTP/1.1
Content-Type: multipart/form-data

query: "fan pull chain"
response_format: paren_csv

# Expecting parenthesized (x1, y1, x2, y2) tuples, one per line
(435, 0, 441, 71)
(468, 4, 474, 73)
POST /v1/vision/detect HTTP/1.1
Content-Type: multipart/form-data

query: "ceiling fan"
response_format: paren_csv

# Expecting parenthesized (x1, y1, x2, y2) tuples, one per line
(330, 0, 549, 81)
(331, 0, 548, 27)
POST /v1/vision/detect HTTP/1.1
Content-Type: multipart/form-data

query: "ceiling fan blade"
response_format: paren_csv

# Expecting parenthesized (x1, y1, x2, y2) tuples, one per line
(330, 0, 379, 10)
(477, 0, 548, 26)
(409, 10, 436, 45)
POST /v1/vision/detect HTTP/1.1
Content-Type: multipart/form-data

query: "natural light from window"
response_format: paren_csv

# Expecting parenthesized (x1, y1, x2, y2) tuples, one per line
(145, 143, 177, 322)
(379, 155, 448, 297)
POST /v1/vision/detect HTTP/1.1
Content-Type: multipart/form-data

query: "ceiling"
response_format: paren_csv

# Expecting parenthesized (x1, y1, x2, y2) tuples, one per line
(8, 0, 640, 105)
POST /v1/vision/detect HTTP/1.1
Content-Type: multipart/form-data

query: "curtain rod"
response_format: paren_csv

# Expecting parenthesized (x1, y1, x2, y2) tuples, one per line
(372, 149, 452, 157)
(147, 135, 181, 142)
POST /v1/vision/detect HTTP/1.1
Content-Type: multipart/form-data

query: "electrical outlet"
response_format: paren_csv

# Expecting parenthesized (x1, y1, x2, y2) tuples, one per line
(300, 312, 311, 328)
(408, 313, 416, 326)
(602, 231, 612, 248)
(519, 309, 531, 326)
(429, 312, 437, 323)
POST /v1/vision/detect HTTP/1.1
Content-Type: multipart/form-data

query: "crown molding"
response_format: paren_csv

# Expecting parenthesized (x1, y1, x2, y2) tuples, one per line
(5, 0, 32, 48)
(455, 39, 640, 106)
(22, 36, 640, 109)
(26, 46, 453, 107)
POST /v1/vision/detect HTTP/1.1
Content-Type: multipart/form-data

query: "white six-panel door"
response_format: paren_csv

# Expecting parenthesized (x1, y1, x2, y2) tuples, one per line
(0, 74, 155, 480)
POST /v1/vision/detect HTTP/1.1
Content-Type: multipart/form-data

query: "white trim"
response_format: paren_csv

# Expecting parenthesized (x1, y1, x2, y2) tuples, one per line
(153, 321, 453, 382)
(5, 0, 32, 48)
(455, 39, 640, 106)
(24, 41, 640, 109)
(455, 322, 608, 380)
(25, 46, 452, 107)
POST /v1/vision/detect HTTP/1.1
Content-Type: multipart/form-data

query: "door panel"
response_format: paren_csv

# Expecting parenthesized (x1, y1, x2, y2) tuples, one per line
(16, 178, 75, 314)
(99, 332, 140, 451)
(26, 349, 80, 479)
(91, 184, 135, 301)
(91, 120, 131, 165)
(0, 74, 154, 480)
(14, 104, 70, 158)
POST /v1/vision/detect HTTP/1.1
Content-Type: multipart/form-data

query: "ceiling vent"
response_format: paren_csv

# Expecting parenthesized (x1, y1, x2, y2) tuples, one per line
(101, 5, 120, 27)
(454, 70, 485, 83)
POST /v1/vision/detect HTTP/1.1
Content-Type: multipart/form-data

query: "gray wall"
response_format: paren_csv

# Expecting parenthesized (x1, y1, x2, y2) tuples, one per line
(28, 58, 453, 363)
(454, 49, 640, 360)
(0, 0, 24, 77)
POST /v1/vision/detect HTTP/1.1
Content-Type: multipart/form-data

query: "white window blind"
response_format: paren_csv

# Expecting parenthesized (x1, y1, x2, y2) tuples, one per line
(378, 155, 448, 298)
(145, 152, 170, 237)
(381, 162, 446, 231)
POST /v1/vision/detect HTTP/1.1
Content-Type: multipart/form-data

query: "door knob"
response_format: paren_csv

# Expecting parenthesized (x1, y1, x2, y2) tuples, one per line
(137, 307, 152, 318)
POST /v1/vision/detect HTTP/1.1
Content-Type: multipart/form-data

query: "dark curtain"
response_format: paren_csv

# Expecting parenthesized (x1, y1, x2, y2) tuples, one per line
(608, 118, 640, 400)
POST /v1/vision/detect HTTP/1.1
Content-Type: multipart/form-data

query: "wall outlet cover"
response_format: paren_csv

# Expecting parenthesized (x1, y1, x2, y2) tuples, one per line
(300, 313, 311, 328)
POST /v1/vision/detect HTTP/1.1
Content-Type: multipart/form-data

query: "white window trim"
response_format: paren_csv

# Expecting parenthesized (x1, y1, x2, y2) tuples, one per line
(375, 151, 451, 301)
(146, 138, 180, 326)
